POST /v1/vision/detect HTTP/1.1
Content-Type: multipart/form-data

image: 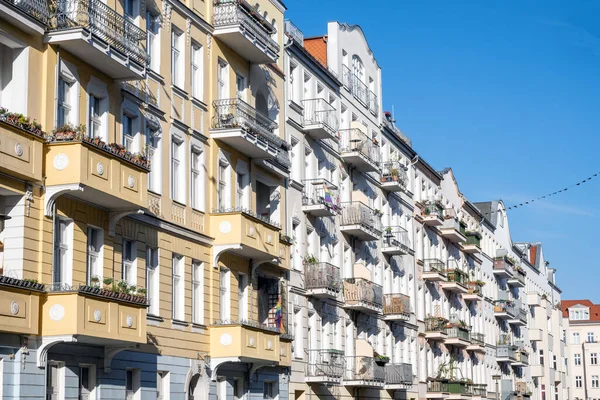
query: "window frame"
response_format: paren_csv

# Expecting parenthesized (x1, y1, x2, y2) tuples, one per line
(122, 239, 137, 285)
(171, 28, 184, 88)
(191, 42, 203, 100)
(192, 260, 204, 325)
(53, 217, 73, 287)
(172, 254, 184, 321)
(146, 247, 159, 316)
(86, 226, 103, 285)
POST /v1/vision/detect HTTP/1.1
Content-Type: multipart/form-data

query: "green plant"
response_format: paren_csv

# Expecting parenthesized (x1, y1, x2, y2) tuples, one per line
(23, 278, 39, 283)
(136, 287, 147, 296)
(303, 254, 318, 264)
(117, 280, 129, 293)
(102, 277, 114, 287)
(128, 285, 137, 294)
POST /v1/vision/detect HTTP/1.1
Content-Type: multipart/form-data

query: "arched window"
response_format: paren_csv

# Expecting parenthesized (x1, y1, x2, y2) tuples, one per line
(352, 55, 364, 82)
(271, 18, 277, 40)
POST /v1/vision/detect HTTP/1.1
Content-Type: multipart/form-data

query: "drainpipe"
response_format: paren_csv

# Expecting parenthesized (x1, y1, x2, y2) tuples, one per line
(582, 342, 588, 400)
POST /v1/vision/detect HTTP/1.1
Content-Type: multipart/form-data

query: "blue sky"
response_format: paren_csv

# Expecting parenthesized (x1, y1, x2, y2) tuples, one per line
(286, 1, 600, 300)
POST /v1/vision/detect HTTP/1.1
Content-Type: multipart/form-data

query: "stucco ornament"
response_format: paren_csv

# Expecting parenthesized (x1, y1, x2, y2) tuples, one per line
(128, 175, 135, 188)
(126, 315, 134, 327)
(14, 143, 23, 157)
(53, 154, 69, 170)
(10, 301, 19, 315)
(219, 221, 232, 234)
(49, 304, 65, 321)
(220, 333, 232, 346)
(94, 309, 102, 322)
(96, 162, 104, 176)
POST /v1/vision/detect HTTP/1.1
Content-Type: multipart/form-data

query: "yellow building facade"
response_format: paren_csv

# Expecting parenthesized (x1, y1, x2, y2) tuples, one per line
(0, 0, 290, 397)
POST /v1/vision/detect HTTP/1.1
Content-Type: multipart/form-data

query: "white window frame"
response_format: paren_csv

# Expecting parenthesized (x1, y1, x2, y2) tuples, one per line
(574, 353, 581, 365)
(147, 10, 160, 72)
(217, 59, 229, 100)
(217, 155, 231, 210)
(263, 381, 275, 400)
(172, 254, 184, 321)
(121, 100, 141, 153)
(235, 73, 246, 101)
(157, 371, 169, 400)
(191, 43, 203, 100)
(219, 268, 230, 320)
(78, 364, 96, 400)
(592, 353, 598, 365)
(237, 272, 248, 320)
(235, 161, 249, 209)
(86, 77, 108, 142)
(576, 376, 582, 388)
(171, 28, 184, 88)
(573, 332, 580, 345)
(171, 134, 185, 203)
(146, 122, 162, 194)
(190, 146, 204, 211)
(122, 239, 137, 285)
(86, 226, 103, 285)
(192, 260, 204, 325)
(146, 247, 159, 316)
(593, 376, 599, 389)
(53, 217, 73, 287)
(126, 368, 141, 400)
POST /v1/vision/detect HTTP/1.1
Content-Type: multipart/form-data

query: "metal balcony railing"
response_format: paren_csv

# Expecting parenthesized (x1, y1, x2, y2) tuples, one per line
(302, 178, 339, 210)
(471, 384, 487, 396)
(302, 98, 339, 134)
(339, 128, 381, 166)
(471, 332, 485, 345)
(494, 300, 517, 317)
(211, 206, 281, 229)
(423, 258, 446, 274)
(422, 201, 444, 219)
(3, 0, 49, 23)
(305, 262, 342, 293)
(306, 349, 344, 379)
(383, 293, 411, 316)
(50, 0, 148, 66)
(381, 161, 408, 188)
(446, 327, 470, 341)
(343, 278, 383, 308)
(446, 269, 468, 285)
(283, 19, 303, 45)
(340, 201, 382, 234)
(382, 226, 410, 250)
(385, 363, 412, 385)
(493, 257, 514, 274)
(428, 381, 474, 395)
(464, 231, 482, 247)
(368, 90, 379, 115)
(344, 356, 385, 382)
(213, 0, 280, 56)
(342, 65, 374, 108)
(425, 317, 448, 332)
(212, 98, 283, 144)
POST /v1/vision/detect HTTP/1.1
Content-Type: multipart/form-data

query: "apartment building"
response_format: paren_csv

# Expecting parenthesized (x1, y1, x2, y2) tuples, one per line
(563, 299, 600, 400)
(0, 0, 292, 398)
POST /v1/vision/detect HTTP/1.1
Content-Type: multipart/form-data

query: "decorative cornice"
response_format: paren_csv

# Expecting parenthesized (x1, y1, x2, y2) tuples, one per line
(166, 0, 213, 34)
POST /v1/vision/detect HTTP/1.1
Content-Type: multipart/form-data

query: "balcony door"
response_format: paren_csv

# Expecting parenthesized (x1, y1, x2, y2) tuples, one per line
(217, 60, 229, 100)
(219, 268, 230, 320)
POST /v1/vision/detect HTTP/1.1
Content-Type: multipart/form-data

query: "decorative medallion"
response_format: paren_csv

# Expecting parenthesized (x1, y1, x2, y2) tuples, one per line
(49, 304, 65, 321)
(126, 315, 133, 327)
(53, 154, 69, 170)
(94, 309, 101, 322)
(267, 339, 273, 349)
(128, 175, 135, 188)
(10, 301, 19, 315)
(96, 162, 104, 176)
(219, 221, 232, 234)
(249, 226, 255, 236)
(267, 234, 272, 243)
(220, 333, 233, 346)
(14, 143, 23, 157)
(249, 336, 255, 347)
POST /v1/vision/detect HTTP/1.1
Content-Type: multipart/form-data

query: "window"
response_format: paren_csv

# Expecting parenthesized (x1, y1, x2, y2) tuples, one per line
(594, 376, 599, 388)
(147, 11, 160, 72)
(86, 226, 103, 284)
(236, 73, 246, 101)
(191, 147, 204, 210)
(122, 114, 134, 151)
(237, 272, 248, 320)
(553, 354, 557, 370)
(592, 353, 598, 365)
(294, 308, 303, 358)
(85, 78, 108, 140)
(171, 136, 184, 203)
(217, 59, 229, 100)
(540, 349, 545, 366)
(124, 0, 136, 18)
(146, 247, 159, 315)
(57, 77, 74, 127)
(89, 96, 101, 138)
(146, 126, 161, 193)
(53, 218, 72, 286)
(78, 365, 95, 400)
(122, 239, 136, 284)
(541, 385, 546, 400)
(126, 369, 141, 400)
(289, 62, 298, 103)
(589, 332, 595, 343)
(157, 371, 169, 400)
(219, 268, 230, 320)
(0, 42, 29, 114)
(573, 332, 581, 345)
(236, 162, 249, 209)
(172, 254, 184, 320)
(263, 381, 275, 399)
(576, 376, 582, 388)
(192, 261, 204, 324)
(171, 29, 183, 87)
(191, 43, 203, 99)
(574, 353, 581, 365)
(217, 160, 229, 209)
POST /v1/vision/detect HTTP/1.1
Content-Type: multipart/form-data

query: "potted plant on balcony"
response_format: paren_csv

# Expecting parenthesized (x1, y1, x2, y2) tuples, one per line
(52, 123, 85, 141)
(374, 352, 390, 366)
(90, 275, 100, 289)
(384, 227, 393, 237)
(303, 254, 318, 266)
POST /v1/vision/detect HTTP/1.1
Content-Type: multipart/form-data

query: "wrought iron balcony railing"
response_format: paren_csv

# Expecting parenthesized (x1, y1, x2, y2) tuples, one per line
(339, 128, 381, 166)
(471, 384, 487, 396)
(302, 178, 339, 211)
(301, 98, 339, 134)
(471, 332, 485, 345)
(369, 90, 379, 115)
(284, 19, 303, 45)
(306, 349, 344, 379)
(385, 363, 412, 385)
(423, 258, 446, 274)
(382, 226, 411, 250)
(383, 293, 411, 316)
(425, 316, 448, 332)
(50, 0, 148, 66)
(344, 356, 385, 382)
(381, 161, 408, 188)
(343, 278, 383, 308)
(446, 326, 470, 341)
(213, 0, 280, 56)
(305, 262, 342, 293)
(340, 201, 382, 234)
(342, 65, 375, 109)
(422, 201, 444, 219)
(3, 0, 50, 23)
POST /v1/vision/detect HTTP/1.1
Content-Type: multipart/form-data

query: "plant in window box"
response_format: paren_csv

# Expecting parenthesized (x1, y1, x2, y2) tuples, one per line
(384, 227, 393, 237)
(390, 167, 400, 181)
(303, 254, 318, 265)
(52, 123, 85, 141)
(374, 352, 390, 365)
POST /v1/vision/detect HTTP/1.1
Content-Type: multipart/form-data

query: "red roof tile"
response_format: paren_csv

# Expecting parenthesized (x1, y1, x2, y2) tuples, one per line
(304, 36, 328, 68)
(562, 299, 599, 319)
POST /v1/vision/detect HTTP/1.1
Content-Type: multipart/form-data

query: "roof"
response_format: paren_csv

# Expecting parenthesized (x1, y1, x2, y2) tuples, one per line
(562, 299, 600, 320)
(304, 36, 328, 68)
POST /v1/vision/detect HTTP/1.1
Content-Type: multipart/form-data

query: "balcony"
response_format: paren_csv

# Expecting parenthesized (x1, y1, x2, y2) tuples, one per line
(44, 133, 148, 214)
(439, 269, 468, 293)
(0, 276, 45, 335)
(467, 333, 486, 353)
(424, 317, 448, 341)
(211, 99, 289, 161)
(427, 380, 473, 399)
(305, 262, 342, 299)
(1, 0, 48, 33)
(493, 256, 515, 278)
(419, 201, 444, 226)
(444, 326, 471, 348)
(209, 320, 284, 365)
(339, 201, 382, 240)
(384, 363, 412, 389)
(211, 208, 287, 265)
(343, 356, 385, 387)
(302, 178, 339, 217)
(422, 259, 447, 282)
(383, 293, 411, 322)
(284, 19, 303, 45)
(339, 128, 380, 172)
(382, 226, 412, 256)
(439, 211, 467, 243)
(471, 384, 487, 398)
(342, 278, 383, 314)
(496, 335, 518, 363)
(463, 282, 484, 302)
(526, 292, 541, 307)
(41, 284, 147, 344)
(305, 349, 344, 384)
(494, 300, 517, 319)
(508, 308, 527, 326)
(380, 161, 408, 192)
(529, 328, 542, 341)
(0, 110, 45, 182)
(212, 0, 280, 63)
(46, 0, 148, 80)
(507, 267, 526, 288)
(460, 231, 482, 254)
(513, 351, 529, 367)
(530, 364, 544, 377)
(301, 98, 339, 140)
(342, 65, 378, 115)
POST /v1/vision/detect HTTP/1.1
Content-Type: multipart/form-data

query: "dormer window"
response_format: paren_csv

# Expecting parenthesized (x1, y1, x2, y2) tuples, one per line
(570, 306, 590, 321)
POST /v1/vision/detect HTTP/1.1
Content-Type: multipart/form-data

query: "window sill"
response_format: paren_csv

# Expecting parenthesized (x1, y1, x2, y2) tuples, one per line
(147, 314, 164, 322)
(172, 85, 189, 99)
(191, 97, 208, 110)
(172, 199, 187, 208)
(192, 322, 207, 333)
(289, 100, 304, 114)
(171, 319, 189, 330)
(148, 69, 165, 84)
(148, 189, 162, 197)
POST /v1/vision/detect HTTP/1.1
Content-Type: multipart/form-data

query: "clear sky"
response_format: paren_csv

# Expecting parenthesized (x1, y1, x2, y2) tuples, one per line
(285, 1, 600, 301)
